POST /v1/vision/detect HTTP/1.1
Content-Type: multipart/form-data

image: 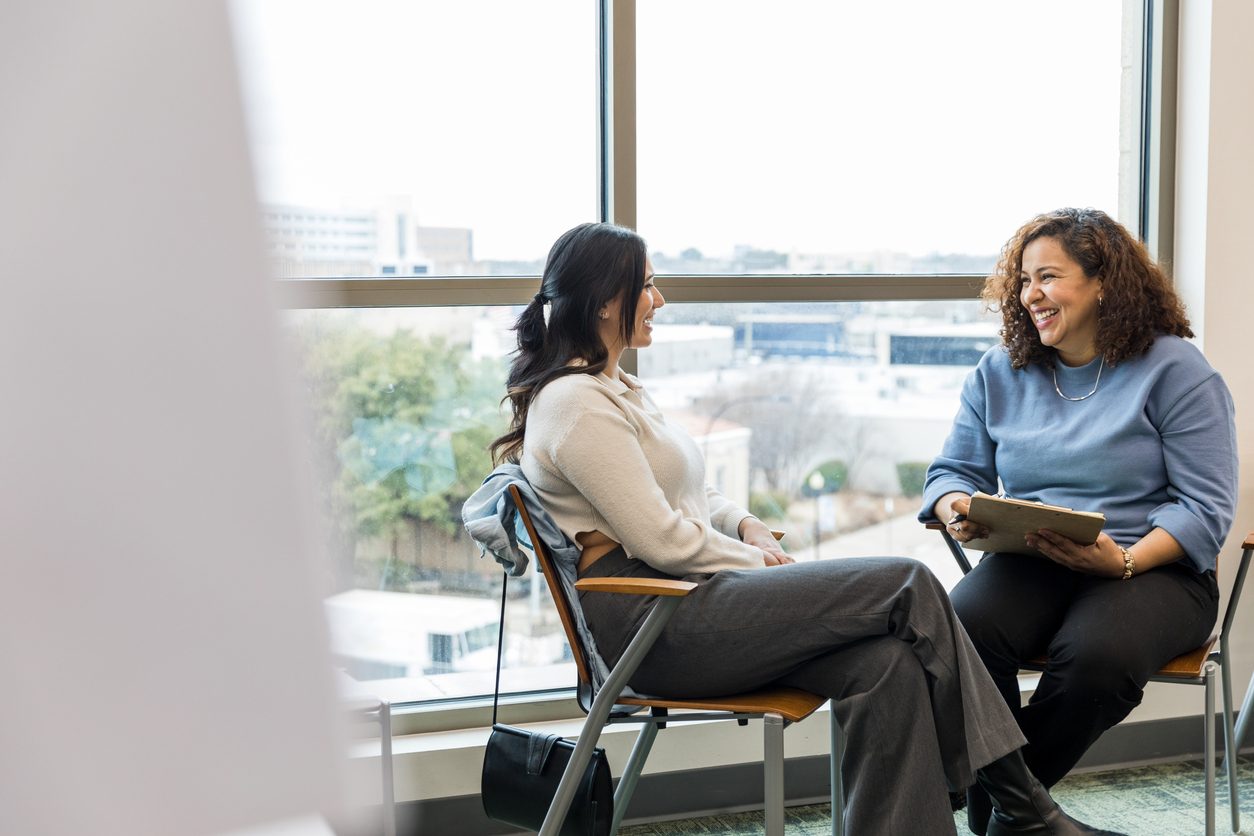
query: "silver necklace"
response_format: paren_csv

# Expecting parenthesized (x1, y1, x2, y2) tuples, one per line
(1052, 357, 1105, 401)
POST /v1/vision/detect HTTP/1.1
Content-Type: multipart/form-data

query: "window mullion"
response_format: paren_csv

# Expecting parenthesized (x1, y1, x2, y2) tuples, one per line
(604, 0, 636, 230)
(1140, 0, 1179, 266)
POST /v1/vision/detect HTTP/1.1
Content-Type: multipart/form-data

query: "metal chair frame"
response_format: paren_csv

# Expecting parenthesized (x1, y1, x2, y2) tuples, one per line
(1231, 533, 1254, 781)
(928, 523, 1252, 836)
(507, 485, 844, 836)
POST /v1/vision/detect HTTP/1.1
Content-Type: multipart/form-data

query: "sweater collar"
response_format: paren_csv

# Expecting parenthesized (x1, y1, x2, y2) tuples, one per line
(597, 368, 642, 396)
(562, 359, 642, 397)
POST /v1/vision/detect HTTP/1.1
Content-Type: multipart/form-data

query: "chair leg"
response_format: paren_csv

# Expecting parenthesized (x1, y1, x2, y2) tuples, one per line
(1233, 671, 1254, 835)
(1226, 661, 1252, 836)
(1234, 669, 1254, 762)
(829, 700, 844, 836)
(611, 720, 659, 834)
(764, 712, 785, 836)
(1218, 653, 1240, 833)
(1205, 661, 1216, 836)
(539, 596, 683, 836)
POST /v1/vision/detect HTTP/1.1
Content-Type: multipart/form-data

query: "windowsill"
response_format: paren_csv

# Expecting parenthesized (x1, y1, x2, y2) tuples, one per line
(346, 674, 1059, 804)
(343, 672, 1216, 806)
(380, 690, 583, 737)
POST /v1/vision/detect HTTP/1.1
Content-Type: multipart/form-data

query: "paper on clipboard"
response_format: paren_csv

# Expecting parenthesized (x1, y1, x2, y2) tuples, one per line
(962, 491, 1105, 557)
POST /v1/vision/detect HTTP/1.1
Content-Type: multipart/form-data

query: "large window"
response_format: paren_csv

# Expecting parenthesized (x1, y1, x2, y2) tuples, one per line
(231, 0, 597, 277)
(284, 301, 993, 702)
(637, 1, 1137, 274)
(232, 1, 1150, 710)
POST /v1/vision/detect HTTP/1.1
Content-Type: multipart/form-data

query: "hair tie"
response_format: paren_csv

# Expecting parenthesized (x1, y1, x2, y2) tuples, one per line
(534, 291, 548, 305)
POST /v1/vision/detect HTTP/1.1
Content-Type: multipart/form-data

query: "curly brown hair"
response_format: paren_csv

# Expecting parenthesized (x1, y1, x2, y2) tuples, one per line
(983, 208, 1192, 369)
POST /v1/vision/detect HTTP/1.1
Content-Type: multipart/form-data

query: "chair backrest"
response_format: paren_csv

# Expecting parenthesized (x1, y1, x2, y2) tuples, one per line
(507, 484, 596, 690)
(1220, 532, 1253, 642)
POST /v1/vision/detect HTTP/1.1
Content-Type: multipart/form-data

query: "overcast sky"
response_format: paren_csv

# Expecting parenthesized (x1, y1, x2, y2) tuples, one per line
(231, 0, 1126, 262)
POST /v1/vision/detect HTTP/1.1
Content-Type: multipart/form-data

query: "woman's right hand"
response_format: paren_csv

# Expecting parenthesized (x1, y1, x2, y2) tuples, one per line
(739, 518, 796, 566)
(934, 492, 989, 543)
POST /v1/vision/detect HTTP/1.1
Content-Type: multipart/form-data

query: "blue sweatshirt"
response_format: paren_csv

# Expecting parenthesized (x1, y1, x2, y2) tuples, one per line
(919, 335, 1237, 574)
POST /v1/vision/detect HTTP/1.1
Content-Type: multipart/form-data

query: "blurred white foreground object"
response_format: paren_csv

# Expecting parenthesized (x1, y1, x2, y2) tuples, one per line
(0, 2, 344, 835)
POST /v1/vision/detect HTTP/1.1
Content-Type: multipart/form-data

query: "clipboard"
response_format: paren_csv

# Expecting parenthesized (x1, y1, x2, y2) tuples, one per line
(962, 491, 1105, 557)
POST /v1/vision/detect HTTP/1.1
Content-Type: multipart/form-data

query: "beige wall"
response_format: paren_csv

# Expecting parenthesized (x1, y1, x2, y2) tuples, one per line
(1140, 0, 1254, 723)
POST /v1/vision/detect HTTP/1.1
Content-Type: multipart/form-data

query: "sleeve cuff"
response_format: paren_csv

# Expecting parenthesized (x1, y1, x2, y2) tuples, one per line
(709, 504, 754, 539)
(918, 479, 977, 523)
(1147, 505, 1219, 573)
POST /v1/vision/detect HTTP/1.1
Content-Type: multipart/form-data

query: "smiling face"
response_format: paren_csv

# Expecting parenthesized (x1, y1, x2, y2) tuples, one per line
(629, 258, 663, 348)
(599, 257, 664, 353)
(1019, 236, 1103, 366)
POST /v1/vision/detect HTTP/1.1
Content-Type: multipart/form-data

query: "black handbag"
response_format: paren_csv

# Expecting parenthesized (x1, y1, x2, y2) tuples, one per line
(481, 571, 613, 835)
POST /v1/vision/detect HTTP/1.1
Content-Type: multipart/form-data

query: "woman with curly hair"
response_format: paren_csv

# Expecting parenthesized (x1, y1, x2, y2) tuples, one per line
(921, 208, 1238, 833)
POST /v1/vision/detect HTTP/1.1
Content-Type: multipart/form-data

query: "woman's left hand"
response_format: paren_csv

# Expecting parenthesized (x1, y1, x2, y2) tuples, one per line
(1026, 529, 1124, 577)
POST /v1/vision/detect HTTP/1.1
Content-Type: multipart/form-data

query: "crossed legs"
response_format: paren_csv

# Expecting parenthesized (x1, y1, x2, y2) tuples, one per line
(580, 553, 1026, 835)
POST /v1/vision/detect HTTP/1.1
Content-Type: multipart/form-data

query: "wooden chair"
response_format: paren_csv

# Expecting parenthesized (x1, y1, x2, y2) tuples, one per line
(507, 485, 844, 836)
(926, 522, 1253, 836)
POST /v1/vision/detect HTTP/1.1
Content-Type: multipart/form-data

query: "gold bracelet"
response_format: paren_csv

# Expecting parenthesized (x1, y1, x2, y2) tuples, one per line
(1119, 546, 1136, 580)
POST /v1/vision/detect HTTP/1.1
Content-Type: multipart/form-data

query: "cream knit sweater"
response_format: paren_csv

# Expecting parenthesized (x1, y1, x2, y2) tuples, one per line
(520, 369, 767, 575)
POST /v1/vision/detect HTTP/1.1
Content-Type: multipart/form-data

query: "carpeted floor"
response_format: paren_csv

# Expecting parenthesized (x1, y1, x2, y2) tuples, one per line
(620, 756, 1254, 835)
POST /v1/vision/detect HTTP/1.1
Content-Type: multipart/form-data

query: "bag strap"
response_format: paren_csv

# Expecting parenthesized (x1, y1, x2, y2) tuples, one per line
(492, 569, 508, 726)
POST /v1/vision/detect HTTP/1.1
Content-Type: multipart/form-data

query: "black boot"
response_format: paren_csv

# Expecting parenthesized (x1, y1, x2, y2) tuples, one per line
(974, 750, 1127, 836)
(967, 782, 992, 835)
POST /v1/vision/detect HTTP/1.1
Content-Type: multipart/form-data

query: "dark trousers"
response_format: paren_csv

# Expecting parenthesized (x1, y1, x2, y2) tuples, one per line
(950, 554, 1219, 788)
(580, 549, 1026, 836)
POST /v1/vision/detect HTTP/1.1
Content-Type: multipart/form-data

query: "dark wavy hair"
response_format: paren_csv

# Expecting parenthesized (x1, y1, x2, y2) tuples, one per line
(490, 222, 648, 464)
(982, 207, 1192, 369)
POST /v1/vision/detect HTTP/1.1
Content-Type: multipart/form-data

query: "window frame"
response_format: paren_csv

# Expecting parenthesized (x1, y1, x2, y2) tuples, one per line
(271, 0, 1171, 734)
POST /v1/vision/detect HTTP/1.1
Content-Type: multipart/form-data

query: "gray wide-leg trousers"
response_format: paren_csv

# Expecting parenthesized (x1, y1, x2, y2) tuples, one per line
(579, 552, 1026, 836)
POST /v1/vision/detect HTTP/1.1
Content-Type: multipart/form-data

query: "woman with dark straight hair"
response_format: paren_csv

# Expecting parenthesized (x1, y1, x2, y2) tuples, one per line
(923, 208, 1236, 834)
(491, 222, 648, 466)
(490, 221, 1121, 836)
